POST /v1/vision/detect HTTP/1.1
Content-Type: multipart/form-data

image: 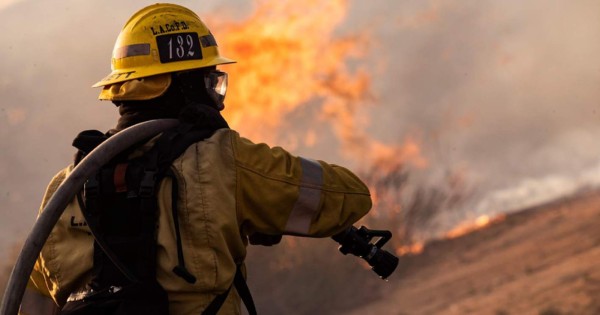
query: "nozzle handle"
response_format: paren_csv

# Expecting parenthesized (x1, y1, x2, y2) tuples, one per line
(332, 226, 399, 279)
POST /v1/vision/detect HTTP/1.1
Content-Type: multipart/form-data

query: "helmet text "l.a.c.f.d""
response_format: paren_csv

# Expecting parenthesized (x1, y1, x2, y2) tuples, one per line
(150, 21, 190, 36)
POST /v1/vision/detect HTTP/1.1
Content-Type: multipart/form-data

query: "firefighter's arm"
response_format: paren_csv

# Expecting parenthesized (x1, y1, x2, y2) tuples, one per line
(231, 132, 372, 238)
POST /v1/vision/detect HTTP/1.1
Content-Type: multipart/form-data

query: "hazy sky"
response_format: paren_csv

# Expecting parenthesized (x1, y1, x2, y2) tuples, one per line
(0, 0, 19, 11)
(1, 0, 600, 256)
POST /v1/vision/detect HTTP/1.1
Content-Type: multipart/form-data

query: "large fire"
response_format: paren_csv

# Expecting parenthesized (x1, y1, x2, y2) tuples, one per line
(211, 0, 359, 144)
(208, 0, 436, 258)
(211, 0, 426, 168)
(209, 0, 499, 257)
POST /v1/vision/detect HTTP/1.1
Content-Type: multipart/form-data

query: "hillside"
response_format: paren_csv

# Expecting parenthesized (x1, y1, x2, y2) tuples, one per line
(348, 190, 600, 315)
(2, 191, 600, 314)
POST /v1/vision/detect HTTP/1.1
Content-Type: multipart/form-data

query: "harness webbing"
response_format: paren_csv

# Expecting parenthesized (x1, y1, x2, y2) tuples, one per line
(70, 123, 257, 315)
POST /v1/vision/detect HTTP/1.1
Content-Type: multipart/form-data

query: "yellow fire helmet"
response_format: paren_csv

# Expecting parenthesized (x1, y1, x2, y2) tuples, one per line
(93, 3, 235, 92)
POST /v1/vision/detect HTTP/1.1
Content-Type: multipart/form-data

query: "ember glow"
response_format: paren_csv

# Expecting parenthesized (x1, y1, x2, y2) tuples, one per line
(396, 242, 424, 256)
(445, 214, 507, 239)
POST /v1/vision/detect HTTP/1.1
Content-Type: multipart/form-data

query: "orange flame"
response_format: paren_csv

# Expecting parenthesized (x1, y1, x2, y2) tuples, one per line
(211, 0, 427, 168)
(205, 2, 514, 262)
(209, 1, 430, 260)
(212, 0, 358, 142)
(445, 214, 506, 239)
(396, 242, 424, 256)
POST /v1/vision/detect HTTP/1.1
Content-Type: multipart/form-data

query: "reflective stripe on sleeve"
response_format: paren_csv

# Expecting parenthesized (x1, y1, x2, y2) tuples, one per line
(284, 158, 323, 235)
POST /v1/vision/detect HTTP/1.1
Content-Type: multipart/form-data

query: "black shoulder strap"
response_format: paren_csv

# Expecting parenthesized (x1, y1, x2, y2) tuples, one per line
(72, 130, 107, 154)
(152, 123, 216, 167)
(233, 265, 257, 315)
(157, 125, 258, 315)
(80, 123, 217, 284)
(154, 125, 223, 284)
(201, 265, 257, 315)
(72, 130, 109, 167)
(72, 124, 257, 314)
(73, 130, 142, 284)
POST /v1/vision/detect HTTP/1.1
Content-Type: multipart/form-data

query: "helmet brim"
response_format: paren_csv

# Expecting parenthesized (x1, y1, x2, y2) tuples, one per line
(92, 56, 236, 88)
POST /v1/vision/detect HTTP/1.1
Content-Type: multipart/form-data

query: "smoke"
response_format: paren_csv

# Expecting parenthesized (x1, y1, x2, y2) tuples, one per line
(1, 0, 600, 257)
(345, 0, 600, 232)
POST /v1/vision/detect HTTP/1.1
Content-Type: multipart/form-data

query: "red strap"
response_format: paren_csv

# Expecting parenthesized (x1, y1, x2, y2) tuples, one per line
(113, 163, 128, 193)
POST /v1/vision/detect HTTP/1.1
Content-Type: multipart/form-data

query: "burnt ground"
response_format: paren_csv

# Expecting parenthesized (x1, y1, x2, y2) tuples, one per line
(348, 190, 600, 315)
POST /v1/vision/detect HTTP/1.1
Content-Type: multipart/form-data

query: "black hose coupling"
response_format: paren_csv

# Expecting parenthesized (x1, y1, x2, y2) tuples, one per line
(332, 226, 399, 279)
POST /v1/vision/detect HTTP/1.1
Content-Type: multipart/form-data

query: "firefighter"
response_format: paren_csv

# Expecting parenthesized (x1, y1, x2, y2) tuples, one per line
(21, 3, 372, 315)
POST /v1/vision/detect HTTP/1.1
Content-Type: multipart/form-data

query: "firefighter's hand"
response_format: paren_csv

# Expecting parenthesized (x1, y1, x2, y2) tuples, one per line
(248, 233, 282, 246)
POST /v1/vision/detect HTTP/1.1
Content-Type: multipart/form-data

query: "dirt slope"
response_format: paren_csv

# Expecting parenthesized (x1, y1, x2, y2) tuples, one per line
(349, 190, 600, 315)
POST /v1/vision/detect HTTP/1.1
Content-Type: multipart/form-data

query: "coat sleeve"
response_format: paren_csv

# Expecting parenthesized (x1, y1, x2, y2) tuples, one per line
(230, 131, 372, 238)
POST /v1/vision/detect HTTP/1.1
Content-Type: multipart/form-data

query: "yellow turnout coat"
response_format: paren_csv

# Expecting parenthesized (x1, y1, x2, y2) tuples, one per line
(24, 129, 372, 315)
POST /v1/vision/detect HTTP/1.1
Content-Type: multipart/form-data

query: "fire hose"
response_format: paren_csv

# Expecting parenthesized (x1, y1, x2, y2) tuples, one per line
(0, 118, 399, 314)
(0, 119, 180, 315)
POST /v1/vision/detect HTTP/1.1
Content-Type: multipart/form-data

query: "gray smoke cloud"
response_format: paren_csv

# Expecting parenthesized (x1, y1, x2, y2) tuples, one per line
(1, 0, 600, 258)
(346, 0, 600, 235)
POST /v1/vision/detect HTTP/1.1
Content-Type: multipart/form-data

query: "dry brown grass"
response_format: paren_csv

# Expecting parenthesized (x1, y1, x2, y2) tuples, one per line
(360, 163, 471, 250)
(242, 166, 470, 314)
(245, 236, 387, 315)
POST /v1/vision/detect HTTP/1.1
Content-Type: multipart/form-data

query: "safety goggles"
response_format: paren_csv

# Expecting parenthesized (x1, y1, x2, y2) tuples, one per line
(204, 70, 228, 110)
